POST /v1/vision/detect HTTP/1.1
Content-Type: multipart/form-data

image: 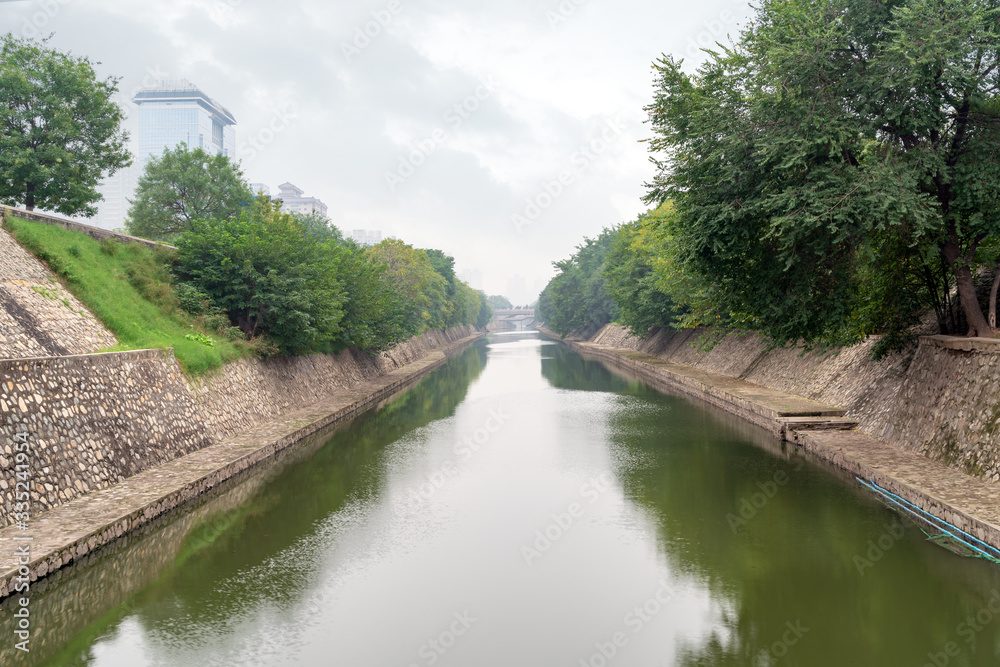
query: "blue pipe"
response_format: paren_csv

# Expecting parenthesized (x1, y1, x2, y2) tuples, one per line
(855, 477, 1000, 562)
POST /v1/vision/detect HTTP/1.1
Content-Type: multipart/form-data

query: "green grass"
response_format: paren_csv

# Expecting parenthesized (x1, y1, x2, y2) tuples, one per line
(4, 216, 250, 375)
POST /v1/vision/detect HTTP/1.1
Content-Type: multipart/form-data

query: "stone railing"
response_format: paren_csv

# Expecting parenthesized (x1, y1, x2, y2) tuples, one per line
(0, 205, 173, 251)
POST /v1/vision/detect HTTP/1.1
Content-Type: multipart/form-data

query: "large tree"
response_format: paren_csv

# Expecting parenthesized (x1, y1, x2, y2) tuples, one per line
(127, 144, 252, 242)
(645, 0, 1000, 343)
(0, 34, 130, 215)
(174, 198, 344, 355)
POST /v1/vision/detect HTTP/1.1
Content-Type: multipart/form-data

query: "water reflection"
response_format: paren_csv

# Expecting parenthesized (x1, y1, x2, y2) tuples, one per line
(5, 333, 1000, 666)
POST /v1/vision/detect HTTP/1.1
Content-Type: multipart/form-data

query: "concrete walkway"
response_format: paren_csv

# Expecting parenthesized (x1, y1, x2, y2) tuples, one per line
(0, 334, 482, 599)
(559, 335, 1000, 555)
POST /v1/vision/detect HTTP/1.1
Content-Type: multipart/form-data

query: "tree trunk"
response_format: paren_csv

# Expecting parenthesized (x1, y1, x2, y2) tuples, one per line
(990, 260, 1000, 330)
(943, 241, 994, 337)
(25, 183, 35, 212)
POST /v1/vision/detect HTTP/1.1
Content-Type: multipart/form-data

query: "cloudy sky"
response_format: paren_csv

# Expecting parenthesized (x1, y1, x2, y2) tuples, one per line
(1, 0, 753, 304)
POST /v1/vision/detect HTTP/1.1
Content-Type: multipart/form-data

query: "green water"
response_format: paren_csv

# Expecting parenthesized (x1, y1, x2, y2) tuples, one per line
(3, 332, 1000, 666)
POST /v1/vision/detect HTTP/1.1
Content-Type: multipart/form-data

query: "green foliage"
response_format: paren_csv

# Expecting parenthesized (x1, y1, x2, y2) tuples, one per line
(174, 198, 344, 355)
(0, 34, 130, 215)
(643, 0, 1000, 345)
(486, 294, 513, 310)
(537, 228, 618, 335)
(475, 292, 493, 329)
(126, 144, 252, 242)
(603, 204, 682, 336)
(3, 216, 246, 374)
(292, 211, 343, 243)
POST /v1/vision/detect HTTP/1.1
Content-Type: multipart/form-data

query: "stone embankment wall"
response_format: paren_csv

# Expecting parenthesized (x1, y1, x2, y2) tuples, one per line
(0, 226, 116, 358)
(0, 350, 214, 526)
(189, 326, 475, 439)
(589, 325, 1000, 482)
(0, 326, 477, 528)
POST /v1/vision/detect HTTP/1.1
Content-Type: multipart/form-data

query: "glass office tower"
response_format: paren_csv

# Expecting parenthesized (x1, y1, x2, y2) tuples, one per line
(132, 80, 237, 168)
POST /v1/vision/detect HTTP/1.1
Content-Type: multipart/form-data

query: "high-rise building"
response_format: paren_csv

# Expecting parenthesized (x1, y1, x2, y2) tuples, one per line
(94, 80, 237, 230)
(249, 183, 270, 197)
(93, 163, 138, 230)
(132, 79, 237, 168)
(276, 182, 328, 217)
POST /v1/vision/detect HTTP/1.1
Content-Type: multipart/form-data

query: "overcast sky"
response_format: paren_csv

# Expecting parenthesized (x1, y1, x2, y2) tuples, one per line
(1, 0, 753, 304)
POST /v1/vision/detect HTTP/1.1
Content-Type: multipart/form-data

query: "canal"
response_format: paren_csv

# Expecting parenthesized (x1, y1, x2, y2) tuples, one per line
(4, 332, 1000, 666)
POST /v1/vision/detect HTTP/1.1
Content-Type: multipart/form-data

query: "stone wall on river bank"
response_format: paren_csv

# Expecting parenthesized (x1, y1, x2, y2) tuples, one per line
(588, 325, 1000, 482)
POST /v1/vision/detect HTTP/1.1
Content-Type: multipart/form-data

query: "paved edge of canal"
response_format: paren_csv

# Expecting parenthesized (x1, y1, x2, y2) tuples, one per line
(0, 332, 485, 600)
(541, 327, 1000, 557)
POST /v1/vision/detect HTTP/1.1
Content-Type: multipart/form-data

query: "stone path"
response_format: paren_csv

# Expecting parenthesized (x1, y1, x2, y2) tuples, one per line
(564, 337, 1000, 555)
(0, 335, 481, 599)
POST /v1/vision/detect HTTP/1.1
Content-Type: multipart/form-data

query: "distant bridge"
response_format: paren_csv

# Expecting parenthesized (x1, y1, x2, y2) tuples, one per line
(490, 309, 536, 331)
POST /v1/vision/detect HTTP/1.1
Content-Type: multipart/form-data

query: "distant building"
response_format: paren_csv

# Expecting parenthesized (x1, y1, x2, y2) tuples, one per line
(249, 183, 270, 197)
(350, 229, 382, 246)
(93, 163, 138, 230)
(132, 79, 237, 168)
(458, 268, 483, 291)
(276, 182, 328, 217)
(94, 79, 237, 230)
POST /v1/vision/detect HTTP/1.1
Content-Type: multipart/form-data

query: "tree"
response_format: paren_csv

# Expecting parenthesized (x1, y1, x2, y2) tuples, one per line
(0, 34, 130, 215)
(127, 144, 252, 242)
(537, 228, 618, 335)
(292, 210, 343, 243)
(644, 0, 1000, 344)
(365, 239, 448, 332)
(174, 198, 344, 355)
(487, 294, 513, 310)
(603, 205, 681, 336)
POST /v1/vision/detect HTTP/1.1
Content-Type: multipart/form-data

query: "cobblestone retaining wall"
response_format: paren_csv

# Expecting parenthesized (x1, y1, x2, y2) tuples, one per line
(589, 325, 1000, 481)
(0, 350, 214, 527)
(189, 326, 474, 438)
(0, 227, 116, 358)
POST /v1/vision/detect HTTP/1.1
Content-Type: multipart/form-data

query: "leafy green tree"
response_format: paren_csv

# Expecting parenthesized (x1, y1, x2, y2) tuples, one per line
(487, 294, 513, 310)
(366, 239, 449, 332)
(329, 241, 413, 352)
(603, 206, 680, 336)
(174, 198, 344, 354)
(475, 291, 493, 329)
(644, 0, 1000, 343)
(127, 144, 252, 242)
(293, 211, 343, 243)
(538, 228, 618, 335)
(0, 34, 130, 214)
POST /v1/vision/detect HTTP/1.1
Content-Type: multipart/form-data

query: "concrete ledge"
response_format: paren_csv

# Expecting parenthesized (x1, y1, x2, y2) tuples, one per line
(0, 332, 483, 600)
(920, 335, 1000, 352)
(1, 205, 175, 251)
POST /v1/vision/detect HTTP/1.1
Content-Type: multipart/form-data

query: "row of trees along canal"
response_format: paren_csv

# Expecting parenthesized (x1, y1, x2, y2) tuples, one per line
(0, 33, 497, 361)
(541, 0, 1000, 358)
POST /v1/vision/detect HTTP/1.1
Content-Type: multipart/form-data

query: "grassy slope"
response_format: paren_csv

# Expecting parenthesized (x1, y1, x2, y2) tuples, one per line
(3, 216, 248, 374)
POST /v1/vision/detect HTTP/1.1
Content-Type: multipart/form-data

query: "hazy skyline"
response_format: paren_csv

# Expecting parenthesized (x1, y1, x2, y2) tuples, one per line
(1, 0, 753, 304)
